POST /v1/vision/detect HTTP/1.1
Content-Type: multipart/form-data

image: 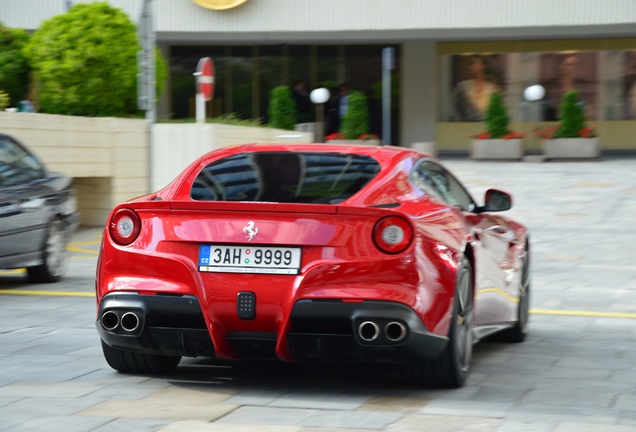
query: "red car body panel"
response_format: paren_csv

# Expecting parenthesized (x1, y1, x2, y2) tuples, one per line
(96, 144, 527, 364)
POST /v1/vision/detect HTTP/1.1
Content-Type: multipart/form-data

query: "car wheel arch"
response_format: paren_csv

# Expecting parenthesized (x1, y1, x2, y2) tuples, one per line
(461, 244, 476, 302)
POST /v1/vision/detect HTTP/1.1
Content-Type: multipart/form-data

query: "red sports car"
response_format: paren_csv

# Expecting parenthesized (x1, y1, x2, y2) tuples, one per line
(96, 144, 529, 388)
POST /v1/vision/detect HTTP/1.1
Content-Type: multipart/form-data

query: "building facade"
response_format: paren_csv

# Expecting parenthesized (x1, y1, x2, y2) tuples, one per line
(2, 0, 636, 150)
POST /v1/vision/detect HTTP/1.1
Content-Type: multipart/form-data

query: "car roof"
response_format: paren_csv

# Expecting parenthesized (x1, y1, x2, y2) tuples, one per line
(215, 143, 430, 166)
(156, 143, 434, 203)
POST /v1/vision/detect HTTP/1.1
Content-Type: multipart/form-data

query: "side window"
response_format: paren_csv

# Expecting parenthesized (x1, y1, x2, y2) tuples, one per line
(411, 160, 476, 212)
(0, 137, 45, 186)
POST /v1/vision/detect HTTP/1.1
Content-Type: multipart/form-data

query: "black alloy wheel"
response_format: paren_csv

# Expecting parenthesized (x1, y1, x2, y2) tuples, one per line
(27, 218, 69, 283)
(401, 257, 474, 388)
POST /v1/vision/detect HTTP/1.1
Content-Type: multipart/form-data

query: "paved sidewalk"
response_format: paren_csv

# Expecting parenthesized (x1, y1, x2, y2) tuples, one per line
(0, 156, 636, 431)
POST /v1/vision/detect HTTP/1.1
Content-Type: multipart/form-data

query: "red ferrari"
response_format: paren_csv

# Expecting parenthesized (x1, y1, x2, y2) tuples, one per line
(96, 144, 529, 388)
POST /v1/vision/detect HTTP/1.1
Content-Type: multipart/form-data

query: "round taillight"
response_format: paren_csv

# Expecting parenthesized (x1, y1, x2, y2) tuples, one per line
(109, 208, 141, 246)
(373, 216, 413, 254)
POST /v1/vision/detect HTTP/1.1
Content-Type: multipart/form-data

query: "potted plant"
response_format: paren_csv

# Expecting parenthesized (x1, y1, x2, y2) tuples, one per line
(325, 91, 380, 145)
(268, 85, 296, 131)
(470, 91, 525, 160)
(537, 90, 599, 160)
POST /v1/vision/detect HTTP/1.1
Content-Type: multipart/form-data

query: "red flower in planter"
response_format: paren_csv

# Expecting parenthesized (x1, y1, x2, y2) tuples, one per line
(501, 131, 526, 139)
(469, 131, 524, 140)
(469, 132, 492, 139)
(358, 133, 379, 140)
(578, 126, 597, 138)
(325, 132, 345, 141)
(534, 125, 597, 139)
(325, 132, 379, 141)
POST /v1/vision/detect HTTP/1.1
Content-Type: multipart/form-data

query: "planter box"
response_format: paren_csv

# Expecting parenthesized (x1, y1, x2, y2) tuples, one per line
(411, 142, 436, 155)
(294, 122, 319, 142)
(470, 139, 524, 161)
(542, 138, 600, 160)
(325, 139, 381, 146)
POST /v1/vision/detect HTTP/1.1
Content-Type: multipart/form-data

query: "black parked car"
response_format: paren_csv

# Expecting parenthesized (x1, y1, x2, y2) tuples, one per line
(0, 133, 80, 282)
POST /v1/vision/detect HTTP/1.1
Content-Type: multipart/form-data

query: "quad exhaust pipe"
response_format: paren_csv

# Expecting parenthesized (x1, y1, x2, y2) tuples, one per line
(101, 310, 141, 333)
(357, 320, 407, 343)
(120, 312, 141, 332)
(101, 311, 119, 331)
(358, 321, 380, 342)
(384, 321, 407, 342)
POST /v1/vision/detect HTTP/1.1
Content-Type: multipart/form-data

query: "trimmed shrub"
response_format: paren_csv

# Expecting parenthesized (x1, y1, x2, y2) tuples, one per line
(268, 85, 296, 130)
(340, 91, 369, 139)
(555, 91, 587, 138)
(484, 91, 510, 139)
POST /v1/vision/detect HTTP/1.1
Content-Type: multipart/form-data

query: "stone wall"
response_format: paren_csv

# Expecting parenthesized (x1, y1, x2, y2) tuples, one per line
(0, 112, 312, 226)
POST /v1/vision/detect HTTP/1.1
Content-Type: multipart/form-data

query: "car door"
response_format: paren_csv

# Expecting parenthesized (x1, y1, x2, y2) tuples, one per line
(0, 135, 51, 264)
(468, 211, 518, 325)
(410, 159, 514, 326)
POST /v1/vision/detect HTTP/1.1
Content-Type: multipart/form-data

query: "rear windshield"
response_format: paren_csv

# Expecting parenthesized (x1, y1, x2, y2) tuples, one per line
(191, 151, 381, 203)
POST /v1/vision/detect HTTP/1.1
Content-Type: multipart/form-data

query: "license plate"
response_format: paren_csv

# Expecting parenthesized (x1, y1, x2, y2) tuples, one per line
(198, 245, 302, 275)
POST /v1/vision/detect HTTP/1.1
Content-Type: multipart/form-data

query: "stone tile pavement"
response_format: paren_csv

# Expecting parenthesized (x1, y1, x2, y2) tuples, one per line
(0, 156, 636, 431)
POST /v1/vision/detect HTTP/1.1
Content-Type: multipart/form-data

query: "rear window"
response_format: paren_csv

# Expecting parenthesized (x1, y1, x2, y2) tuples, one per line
(191, 151, 381, 203)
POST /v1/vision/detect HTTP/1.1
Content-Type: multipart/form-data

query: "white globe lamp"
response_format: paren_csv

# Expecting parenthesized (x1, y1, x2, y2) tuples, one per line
(310, 88, 330, 104)
(524, 84, 545, 102)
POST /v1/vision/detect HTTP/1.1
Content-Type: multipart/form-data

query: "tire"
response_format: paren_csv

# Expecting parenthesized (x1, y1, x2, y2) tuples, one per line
(499, 241, 530, 343)
(101, 340, 181, 374)
(402, 257, 474, 388)
(27, 218, 69, 283)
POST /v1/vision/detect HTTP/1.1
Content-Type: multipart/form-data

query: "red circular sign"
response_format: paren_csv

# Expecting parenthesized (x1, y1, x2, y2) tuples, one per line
(196, 57, 215, 101)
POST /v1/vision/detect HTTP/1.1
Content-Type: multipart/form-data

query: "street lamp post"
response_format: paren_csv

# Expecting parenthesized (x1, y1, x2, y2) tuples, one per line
(523, 84, 546, 157)
(310, 88, 330, 143)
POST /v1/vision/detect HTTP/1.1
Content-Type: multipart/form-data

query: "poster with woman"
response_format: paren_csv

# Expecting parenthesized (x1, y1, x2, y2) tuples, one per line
(624, 50, 636, 120)
(539, 52, 598, 121)
(449, 54, 507, 122)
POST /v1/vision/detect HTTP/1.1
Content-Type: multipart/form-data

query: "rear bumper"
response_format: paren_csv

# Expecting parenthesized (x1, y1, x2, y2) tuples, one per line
(96, 293, 448, 364)
(96, 293, 214, 357)
(286, 299, 448, 363)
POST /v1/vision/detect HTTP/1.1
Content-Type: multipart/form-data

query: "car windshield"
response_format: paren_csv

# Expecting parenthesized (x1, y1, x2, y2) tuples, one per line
(0, 137, 45, 186)
(191, 151, 381, 203)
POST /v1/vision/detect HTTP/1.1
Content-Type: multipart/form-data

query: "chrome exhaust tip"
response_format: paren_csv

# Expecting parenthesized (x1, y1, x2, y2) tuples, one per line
(385, 321, 407, 342)
(120, 312, 140, 332)
(101, 311, 120, 332)
(358, 320, 380, 342)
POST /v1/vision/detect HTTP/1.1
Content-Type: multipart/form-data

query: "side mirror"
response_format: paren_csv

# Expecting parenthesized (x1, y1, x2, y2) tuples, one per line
(483, 189, 512, 212)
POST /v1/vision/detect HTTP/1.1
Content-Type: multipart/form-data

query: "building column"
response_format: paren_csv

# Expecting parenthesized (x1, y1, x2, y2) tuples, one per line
(400, 41, 436, 147)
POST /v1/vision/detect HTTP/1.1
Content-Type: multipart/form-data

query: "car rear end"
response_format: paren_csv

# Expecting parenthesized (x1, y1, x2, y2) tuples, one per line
(96, 147, 451, 366)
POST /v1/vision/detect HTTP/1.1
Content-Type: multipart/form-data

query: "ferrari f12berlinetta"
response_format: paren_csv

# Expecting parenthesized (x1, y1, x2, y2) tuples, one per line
(96, 144, 529, 388)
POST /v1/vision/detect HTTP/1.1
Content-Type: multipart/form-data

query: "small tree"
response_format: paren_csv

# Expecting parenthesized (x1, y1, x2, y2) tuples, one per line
(484, 91, 510, 139)
(23, 3, 167, 117)
(268, 85, 296, 130)
(340, 91, 369, 139)
(0, 23, 30, 107)
(555, 90, 586, 138)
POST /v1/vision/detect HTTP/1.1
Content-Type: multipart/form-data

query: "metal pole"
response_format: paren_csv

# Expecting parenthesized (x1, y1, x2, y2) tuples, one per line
(382, 47, 394, 146)
(138, 0, 156, 192)
(316, 103, 324, 143)
(142, 0, 156, 124)
(196, 92, 205, 124)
